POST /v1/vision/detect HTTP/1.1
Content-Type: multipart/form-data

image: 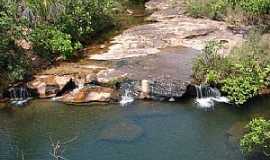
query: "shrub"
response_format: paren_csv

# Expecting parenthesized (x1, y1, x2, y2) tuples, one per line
(186, 0, 228, 20)
(240, 118, 270, 157)
(192, 31, 270, 104)
(192, 40, 230, 83)
(239, 0, 270, 15)
(30, 25, 82, 60)
(186, 0, 270, 24)
(0, 1, 30, 81)
(221, 62, 270, 104)
(56, 0, 114, 42)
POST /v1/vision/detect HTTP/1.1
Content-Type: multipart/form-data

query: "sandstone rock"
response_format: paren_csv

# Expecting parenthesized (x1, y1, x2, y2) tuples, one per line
(121, 79, 190, 101)
(28, 75, 67, 98)
(259, 87, 270, 95)
(28, 74, 95, 98)
(96, 69, 128, 85)
(146, 79, 189, 98)
(90, 0, 242, 60)
(99, 121, 143, 142)
(59, 86, 119, 103)
(145, 0, 180, 11)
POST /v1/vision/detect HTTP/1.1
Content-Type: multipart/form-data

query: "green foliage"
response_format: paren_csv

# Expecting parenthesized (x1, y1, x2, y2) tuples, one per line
(221, 62, 270, 104)
(186, 0, 229, 19)
(186, 0, 270, 23)
(239, 0, 270, 15)
(30, 25, 82, 60)
(193, 32, 270, 104)
(0, 0, 30, 81)
(192, 40, 230, 83)
(240, 118, 270, 157)
(0, 0, 146, 86)
(56, 0, 114, 42)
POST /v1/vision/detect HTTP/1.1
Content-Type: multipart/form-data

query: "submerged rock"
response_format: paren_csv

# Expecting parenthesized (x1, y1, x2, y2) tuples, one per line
(226, 121, 247, 144)
(58, 86, 119, 103)
(99, 122, 143, 142)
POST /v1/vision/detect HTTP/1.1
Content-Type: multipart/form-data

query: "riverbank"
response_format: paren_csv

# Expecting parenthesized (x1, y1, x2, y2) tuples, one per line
(0, 0, 246, 105)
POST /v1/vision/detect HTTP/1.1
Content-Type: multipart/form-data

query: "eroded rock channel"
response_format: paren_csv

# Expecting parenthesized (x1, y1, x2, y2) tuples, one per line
(2, 0, 244, 104)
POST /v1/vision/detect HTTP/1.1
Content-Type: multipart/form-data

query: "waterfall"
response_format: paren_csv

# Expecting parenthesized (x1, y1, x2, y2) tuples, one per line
(119, 81, 137, 106)
(120, 89, 134, 106)
(8, 86, 31, 106)
(194, 85, 229, 109)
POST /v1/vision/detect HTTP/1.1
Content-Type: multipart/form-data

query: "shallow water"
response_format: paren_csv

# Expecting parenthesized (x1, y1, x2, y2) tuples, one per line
(1, 97, 270, 160)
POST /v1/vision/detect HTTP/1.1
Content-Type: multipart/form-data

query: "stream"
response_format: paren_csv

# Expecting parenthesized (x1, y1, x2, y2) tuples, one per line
(0, 1, 265, 160)
(1, 97, 270, 160)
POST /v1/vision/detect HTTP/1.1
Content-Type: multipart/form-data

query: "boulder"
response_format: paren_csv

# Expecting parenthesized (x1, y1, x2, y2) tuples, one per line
(119, 79, 190, 101)
(28, 74, 94, 98)
(136, 79, 189, 100)
(58, 86, 119, 103)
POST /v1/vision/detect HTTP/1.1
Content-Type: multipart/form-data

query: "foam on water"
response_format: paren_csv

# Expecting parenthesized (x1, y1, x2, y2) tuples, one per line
(194, 85, 230, 109)
(120, 89, 134, 106)
(195, 97, 215, 108)
(195, 97, 230, 109)
(11, 98, 32, 106)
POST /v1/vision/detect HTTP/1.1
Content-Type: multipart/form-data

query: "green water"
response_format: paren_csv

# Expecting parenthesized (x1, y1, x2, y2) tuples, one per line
(1, 97, 270, 160)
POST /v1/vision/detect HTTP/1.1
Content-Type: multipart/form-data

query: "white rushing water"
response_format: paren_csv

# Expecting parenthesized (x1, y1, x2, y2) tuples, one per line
(9, 86, 32, 106)
(194, 85, 230, 109)
(195, 97, 230, 109)
(120, 89, 134, 106)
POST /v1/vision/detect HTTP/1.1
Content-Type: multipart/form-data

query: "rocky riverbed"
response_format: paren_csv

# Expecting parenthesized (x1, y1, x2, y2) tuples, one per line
(1, 0, 244, 104)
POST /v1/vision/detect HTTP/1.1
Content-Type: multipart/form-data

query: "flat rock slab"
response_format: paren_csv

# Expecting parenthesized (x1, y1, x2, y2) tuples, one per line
(99, 122, 143, 142)
(90, 14, 242, 60)
(89, 0, 242, 61)
(97, 47, 199, 82)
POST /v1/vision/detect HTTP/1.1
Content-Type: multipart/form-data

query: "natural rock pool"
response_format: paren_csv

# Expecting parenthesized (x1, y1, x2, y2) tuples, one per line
(1, 97, 270, 160)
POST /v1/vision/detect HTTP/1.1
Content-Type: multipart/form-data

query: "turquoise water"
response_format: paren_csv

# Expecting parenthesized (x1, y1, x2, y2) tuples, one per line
(1, 97, 270, 160)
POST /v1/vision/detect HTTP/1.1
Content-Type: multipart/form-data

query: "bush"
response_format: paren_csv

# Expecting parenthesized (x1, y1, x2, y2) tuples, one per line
(186, 0, 229, 20)
(240, 118, 270, 157)
(192, 40, 231, 83)
(192, 31, 270, 104)
(239, 0, 270, 15)
(186, 0, 270, 24)
(55, 0, 114, 42)
(30, 25, 82, 60)
(0, 0, 146, 87)
(221, 61, 270, 104)
(0, 1, 30, 82)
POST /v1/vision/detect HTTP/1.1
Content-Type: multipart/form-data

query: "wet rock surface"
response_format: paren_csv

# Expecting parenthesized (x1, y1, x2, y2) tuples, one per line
(111, 47, 199, 81)
(6, 0, 244, 104)
(90, 0, 242, 60)
(28, 74, 96, 98)
(99, 121, 143, 142)
(58, 86, 119, 103)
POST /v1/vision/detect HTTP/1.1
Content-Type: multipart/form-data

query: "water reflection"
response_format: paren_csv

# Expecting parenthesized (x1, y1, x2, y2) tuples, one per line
(0, 97, 270, 160)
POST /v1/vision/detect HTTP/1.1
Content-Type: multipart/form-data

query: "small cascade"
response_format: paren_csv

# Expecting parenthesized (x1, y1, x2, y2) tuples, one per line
(120, 89, 134, 106)
(119, 81, 137, 106)
(8, 86, 31, 106)
(194, 85, 229, 109)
